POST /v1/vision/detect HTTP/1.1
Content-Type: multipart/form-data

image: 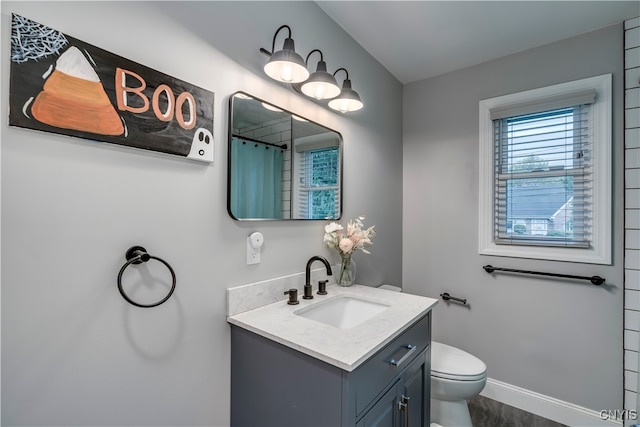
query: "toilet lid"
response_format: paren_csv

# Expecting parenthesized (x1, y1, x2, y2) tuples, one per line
(431, 342, 487, 381)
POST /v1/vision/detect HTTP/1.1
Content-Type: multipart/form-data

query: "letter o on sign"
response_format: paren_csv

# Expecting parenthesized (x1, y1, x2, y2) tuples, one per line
(176, 92, 196, 130)
(152, 84, 175, 122)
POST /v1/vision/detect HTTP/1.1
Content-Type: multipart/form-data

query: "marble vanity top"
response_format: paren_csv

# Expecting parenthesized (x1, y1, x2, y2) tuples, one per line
(227, 284, 438, 371)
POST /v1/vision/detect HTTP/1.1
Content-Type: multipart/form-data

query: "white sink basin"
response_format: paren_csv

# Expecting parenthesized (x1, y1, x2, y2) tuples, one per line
(295, 295, 390, 329)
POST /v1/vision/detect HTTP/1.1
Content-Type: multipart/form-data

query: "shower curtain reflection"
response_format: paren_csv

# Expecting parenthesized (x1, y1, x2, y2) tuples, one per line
(230, 137, 284, 219)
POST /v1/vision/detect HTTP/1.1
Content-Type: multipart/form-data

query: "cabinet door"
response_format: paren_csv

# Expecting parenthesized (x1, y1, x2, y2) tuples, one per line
(356, 381, 401, 427)
(357, 347, 430, 427)
(400, 351, 429, 427)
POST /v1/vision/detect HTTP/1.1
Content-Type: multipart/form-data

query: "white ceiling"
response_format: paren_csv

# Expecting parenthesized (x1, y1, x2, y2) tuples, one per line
(316, 1, 640, 84)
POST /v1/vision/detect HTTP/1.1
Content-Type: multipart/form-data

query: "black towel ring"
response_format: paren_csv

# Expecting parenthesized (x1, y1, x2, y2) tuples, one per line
(117, 246, 176, 308)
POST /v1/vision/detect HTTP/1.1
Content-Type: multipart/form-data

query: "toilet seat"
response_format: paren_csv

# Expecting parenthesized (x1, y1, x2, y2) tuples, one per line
(431, 342, 487, 381)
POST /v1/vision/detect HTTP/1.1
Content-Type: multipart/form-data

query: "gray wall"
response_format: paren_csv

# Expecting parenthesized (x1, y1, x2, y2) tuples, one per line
(0, 2, 403, 425)
(403, 24, 625, 411)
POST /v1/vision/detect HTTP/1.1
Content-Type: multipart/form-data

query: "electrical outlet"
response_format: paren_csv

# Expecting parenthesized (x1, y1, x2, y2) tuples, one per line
(246, 232, 264, 265)
(246, 242, 260, 265)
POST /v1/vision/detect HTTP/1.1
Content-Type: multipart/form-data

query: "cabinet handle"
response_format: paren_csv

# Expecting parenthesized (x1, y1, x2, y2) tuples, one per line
(389, 344, 417, 368)
(398, 395, 410, 427)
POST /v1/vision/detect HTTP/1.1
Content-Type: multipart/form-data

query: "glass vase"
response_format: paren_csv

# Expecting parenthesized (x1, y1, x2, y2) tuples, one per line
(337, 254, 356, 287)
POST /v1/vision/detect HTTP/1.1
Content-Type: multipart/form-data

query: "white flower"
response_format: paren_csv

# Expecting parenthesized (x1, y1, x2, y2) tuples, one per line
(323, 216, 376, 256)
(324, 222, 343, 234)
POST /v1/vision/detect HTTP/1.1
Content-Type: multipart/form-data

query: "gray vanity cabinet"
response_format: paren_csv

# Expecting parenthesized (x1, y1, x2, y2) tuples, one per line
(355, 353, 429, 427)
(355, 379, 401, 427)
(230, 312, 431, 427)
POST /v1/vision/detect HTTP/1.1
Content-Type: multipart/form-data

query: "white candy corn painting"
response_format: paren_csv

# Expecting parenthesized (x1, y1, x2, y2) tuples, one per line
(9, 14, 215, 163)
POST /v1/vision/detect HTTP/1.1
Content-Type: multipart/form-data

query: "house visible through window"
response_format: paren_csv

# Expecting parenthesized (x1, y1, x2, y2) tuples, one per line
(478, 74, 612, 264)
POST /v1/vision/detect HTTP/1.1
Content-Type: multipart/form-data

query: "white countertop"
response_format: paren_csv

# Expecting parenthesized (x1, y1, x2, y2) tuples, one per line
(227, 284, 438, 371)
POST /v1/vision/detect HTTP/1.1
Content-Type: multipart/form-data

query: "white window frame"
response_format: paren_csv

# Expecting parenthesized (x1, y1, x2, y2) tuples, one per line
(292, 133, 341, 220)
(478, 74, 612, 264)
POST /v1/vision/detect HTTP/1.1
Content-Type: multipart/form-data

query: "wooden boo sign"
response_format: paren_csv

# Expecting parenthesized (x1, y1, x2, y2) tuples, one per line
(9, 14, 215, 163)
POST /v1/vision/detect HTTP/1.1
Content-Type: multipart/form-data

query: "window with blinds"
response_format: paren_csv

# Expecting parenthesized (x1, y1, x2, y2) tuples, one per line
(296, 146, 340, 219)
(478, 74, 612, 264)
(493, 102, 592, 248)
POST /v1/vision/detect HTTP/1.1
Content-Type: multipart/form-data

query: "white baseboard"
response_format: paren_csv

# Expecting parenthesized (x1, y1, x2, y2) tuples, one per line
(480, 378, 624, 426)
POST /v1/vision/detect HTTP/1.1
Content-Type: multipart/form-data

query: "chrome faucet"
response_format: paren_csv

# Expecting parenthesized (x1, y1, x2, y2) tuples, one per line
(304, 256, 333, 299)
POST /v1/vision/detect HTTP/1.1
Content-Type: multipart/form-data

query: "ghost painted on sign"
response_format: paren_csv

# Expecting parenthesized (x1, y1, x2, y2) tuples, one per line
(9, 14, 215, 163)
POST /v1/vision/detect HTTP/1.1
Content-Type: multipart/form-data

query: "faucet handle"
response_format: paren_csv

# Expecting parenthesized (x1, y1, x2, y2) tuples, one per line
(284, 289, 299, 305)
(317, 280, 328, 295)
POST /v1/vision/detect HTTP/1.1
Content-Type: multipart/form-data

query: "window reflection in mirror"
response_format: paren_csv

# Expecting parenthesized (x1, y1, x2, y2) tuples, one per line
(228, 92, 342, 220)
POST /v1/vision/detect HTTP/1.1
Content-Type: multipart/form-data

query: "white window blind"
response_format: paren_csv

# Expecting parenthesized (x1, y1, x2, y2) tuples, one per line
(493, 100, 593, 248)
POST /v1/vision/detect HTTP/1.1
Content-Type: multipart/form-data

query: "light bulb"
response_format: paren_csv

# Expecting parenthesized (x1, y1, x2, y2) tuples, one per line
(313, 84, 325, 100)
(280, 64, 293, 82)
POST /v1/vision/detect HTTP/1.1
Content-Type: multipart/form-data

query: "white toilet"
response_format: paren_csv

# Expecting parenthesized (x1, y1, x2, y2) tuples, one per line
(377, 285, 487, 427)
(430, 341, 487, 426)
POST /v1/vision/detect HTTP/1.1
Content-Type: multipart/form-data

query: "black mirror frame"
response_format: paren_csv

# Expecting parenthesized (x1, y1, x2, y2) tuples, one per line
(227, 91, 343, 221)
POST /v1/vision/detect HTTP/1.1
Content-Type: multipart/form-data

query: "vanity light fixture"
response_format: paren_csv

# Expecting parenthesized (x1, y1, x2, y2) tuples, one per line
(300, 49, 341, 100)
(328, 68, 364, 113)
(260, 25, 309, 84)
(260, 26, 364, 112)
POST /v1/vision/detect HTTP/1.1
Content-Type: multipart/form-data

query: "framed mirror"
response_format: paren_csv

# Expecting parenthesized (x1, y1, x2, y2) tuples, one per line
(228, 92, 343, 220)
